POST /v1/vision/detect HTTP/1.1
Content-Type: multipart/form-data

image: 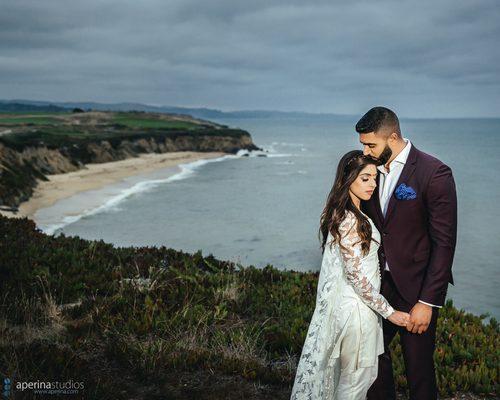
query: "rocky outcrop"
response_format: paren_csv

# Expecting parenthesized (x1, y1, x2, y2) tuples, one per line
(0, 133, 260, 209)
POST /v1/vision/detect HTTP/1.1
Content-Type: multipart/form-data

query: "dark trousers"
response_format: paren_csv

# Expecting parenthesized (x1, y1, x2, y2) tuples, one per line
(367, 271, 440, 400)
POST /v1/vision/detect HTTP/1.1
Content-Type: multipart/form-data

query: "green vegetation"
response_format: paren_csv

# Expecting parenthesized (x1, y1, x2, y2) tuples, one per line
(0, 111, 247, 151)
(0, 111, 69, 115)
(113, 112, 201, 130)
(0, 116, 64, 125)
(0, 215, 497, 399)
(0, 125, 247, 151)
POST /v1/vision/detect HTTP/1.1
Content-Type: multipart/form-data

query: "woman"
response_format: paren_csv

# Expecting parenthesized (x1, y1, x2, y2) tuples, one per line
(290, 150, 410, 400)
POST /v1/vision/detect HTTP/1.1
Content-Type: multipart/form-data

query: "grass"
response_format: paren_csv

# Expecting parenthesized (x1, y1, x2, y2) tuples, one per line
(113, 113, 200, 130)
(0, 116, 63, 125)
(0, 111, 205, 129)
(0, 111, 71, 115)
(0, 215, 497, 399)
(0, 127, 250, 151)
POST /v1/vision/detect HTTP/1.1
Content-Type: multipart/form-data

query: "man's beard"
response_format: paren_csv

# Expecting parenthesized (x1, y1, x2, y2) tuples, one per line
(376, 145, 392, 165)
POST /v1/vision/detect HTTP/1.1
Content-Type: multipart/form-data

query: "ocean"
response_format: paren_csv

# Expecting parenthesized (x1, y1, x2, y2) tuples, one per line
(38, 115, 500, 320)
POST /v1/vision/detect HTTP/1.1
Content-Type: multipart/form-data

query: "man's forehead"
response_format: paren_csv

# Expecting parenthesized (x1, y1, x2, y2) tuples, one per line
(359, 132, 380, 144)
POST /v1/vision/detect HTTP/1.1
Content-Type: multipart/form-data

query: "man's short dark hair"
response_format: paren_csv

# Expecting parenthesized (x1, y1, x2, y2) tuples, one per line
(355, 106, 401, 137)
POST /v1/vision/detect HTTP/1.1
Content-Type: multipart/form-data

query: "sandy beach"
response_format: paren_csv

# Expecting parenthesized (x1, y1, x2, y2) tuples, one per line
(0, 151, 226, 220)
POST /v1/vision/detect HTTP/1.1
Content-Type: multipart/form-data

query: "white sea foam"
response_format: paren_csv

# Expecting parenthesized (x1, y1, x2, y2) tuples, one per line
(266, 153, 292, 158)
(255, 143, 294, 158)
(236, 148, 291, 158)
(279, 142, 304, 147)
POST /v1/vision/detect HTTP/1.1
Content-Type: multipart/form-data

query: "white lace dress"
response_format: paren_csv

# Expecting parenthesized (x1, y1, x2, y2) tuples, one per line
(290, 211, 395, 400)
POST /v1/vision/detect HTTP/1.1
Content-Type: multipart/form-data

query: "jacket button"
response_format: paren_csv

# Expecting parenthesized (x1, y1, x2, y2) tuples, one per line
(383, 232, 388, 236)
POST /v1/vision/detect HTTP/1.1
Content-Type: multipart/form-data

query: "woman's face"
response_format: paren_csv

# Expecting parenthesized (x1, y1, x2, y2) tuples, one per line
(349, 164, 378, 201)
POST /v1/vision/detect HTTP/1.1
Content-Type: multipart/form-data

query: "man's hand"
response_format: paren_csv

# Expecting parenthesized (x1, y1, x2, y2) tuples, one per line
(406, 302, 432, 334)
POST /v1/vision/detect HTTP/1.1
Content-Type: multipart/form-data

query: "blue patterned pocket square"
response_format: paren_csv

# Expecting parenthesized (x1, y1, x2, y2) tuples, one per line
(394, 183, 417, 200)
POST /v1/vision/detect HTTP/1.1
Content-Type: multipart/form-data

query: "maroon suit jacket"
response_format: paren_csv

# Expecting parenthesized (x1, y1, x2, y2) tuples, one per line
(362, 144, 457, 307)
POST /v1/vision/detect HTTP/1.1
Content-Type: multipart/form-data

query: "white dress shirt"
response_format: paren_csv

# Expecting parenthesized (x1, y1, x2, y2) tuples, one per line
(377, 138, 441, 308)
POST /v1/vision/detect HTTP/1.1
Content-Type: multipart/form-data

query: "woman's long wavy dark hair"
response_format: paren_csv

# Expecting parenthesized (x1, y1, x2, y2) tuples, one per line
(319, 150, 379, 256)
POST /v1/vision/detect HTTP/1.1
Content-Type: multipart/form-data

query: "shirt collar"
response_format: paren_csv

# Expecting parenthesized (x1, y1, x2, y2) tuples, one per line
(377, 138, 412, 173)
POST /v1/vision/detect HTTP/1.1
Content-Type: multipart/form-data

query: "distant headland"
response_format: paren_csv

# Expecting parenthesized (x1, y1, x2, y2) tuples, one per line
(0, 106, 261, 216)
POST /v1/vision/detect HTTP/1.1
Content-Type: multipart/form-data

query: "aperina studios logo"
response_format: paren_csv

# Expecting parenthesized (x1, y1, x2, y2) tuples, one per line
(2, 377, 84, 396)
(2, 378, 11, 398)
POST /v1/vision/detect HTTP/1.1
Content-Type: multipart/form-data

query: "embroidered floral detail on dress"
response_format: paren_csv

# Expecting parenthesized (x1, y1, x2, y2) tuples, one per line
(339, 212, 394, 319)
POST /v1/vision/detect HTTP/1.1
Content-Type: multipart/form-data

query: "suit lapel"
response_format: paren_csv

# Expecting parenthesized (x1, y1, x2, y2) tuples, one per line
(373, 172, 384, 224)
(383, 145, 418, 224)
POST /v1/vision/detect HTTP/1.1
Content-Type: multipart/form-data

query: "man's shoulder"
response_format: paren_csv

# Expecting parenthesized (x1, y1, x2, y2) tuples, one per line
(413, 146, 451, 171)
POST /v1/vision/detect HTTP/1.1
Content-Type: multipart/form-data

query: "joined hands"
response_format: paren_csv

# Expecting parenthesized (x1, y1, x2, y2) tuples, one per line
(388, 310, 410, 327)
(388, 303, 432, 334)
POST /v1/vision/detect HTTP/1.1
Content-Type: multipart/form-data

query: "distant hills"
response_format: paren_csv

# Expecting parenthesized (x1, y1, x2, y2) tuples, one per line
(2, 100, 498, 121)
(0, 99, 353, 121)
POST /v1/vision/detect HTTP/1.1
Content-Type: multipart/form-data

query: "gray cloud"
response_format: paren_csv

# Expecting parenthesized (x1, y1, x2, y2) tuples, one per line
(0, 0, 499, 117)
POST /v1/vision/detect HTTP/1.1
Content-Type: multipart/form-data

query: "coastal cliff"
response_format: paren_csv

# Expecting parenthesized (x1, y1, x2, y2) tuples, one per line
(0, 111, 260, 209)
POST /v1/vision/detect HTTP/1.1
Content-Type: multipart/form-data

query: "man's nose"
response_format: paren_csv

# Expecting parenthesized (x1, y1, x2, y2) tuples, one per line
(363, 147, 370, 156)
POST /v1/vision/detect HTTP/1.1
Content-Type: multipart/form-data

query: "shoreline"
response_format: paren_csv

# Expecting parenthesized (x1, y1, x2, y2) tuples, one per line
(0, 151, 227, 223)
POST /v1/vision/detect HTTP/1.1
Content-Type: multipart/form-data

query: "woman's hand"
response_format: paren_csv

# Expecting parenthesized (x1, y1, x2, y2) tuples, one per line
(388, 310, 411, 327)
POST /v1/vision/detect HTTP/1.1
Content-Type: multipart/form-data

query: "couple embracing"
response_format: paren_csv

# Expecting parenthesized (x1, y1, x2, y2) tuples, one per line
(291, 107, 457, 400)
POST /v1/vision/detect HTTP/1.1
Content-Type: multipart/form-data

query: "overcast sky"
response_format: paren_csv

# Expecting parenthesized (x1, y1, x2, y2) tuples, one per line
(1, 0, 499, 117)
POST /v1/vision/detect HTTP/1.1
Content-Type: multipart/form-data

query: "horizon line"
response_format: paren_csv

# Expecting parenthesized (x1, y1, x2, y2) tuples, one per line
(1, 98, 499, 120)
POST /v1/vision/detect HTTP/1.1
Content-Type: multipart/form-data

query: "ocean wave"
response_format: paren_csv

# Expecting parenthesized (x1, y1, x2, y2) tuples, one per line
(236, 148, 292, 158)
(253, 144, 293, 158)
(274, 141, 305, 147)
(268, 142, 307, 152)
(267, 153, 293, 158)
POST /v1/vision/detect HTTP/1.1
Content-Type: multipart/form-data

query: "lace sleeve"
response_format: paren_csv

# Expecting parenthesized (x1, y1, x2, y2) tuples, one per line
(339, 212, 395, 319)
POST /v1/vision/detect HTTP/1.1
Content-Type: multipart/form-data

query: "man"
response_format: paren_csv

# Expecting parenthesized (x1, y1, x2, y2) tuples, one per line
(357, 106, 457, 400)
